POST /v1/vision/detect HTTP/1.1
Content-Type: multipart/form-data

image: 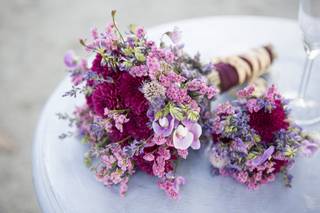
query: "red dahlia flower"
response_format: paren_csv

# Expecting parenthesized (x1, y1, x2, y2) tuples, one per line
(249, 101, 288, 142)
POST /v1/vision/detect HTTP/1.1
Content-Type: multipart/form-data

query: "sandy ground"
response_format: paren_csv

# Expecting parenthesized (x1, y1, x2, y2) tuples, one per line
(0, 0, 298, 212)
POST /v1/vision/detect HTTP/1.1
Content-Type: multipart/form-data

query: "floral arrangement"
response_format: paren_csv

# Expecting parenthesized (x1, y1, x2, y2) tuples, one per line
(62, 11, 218, 199)
(209, 85, 318, 189)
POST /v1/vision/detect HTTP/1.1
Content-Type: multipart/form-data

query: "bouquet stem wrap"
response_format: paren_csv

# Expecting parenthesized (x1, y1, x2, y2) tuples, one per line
(207, 45, 275, 92)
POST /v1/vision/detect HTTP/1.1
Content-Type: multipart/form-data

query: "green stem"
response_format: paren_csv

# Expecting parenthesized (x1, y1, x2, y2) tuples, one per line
(117, 136, 131, 144)
(110, 109, 130, 114)
(111, 10, 125, 43)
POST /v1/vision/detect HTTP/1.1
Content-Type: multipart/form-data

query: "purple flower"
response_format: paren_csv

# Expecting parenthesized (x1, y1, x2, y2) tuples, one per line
(247, 146, 275, 167)
(237, 85, 255, 98)
(173, 121, 202, 150)
(173, 125, 193, 150)
(152, 115, 175, 137)
(167, 27, 182, 44)
(301, 139, 318, 157)
(135, 27, 145, 39)
(64, 50, 78, 69)
(232, 138, 247, 154)
(90, 27, 99, 40)
(182, 120, 202, 149)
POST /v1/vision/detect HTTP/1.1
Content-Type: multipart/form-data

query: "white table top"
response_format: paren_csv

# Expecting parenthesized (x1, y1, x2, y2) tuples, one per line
(33, 16, 320, 213)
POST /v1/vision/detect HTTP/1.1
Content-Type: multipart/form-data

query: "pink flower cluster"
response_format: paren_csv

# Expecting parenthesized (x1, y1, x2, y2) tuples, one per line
(85, 24, 118, 52)
(236, 85, 255, 98)
(129, 65, 148, 77)
(221, 160, 277, 190)
(104, 108, 130, 133)
(166, 86, 190, 104)
(187, 79, 218, 99)
(158, 176, 186, 200)
(96, 144, 134, 197)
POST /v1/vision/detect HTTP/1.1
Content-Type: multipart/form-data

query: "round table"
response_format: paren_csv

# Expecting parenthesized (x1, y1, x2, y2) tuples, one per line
(33, 16, 320, 213)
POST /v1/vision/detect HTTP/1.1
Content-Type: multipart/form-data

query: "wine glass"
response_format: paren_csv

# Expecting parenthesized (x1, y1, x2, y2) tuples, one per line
(290, 0, 320, 126)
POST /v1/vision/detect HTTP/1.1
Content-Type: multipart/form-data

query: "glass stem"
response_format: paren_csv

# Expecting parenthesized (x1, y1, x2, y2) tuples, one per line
(297, 54, 314, 99)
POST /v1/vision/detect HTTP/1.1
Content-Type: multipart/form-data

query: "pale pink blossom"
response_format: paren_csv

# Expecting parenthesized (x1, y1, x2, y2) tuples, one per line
(237, 85, 255, 98)
(143, 153, 155, 161)
(151, 135, 168, 145)
(152, 156, 166, 177)
(146, 56, 161, 79)
(112, 114, 129, 133)
(129, 65, 148, 77)
(216, 102, 234, 115)
(158, 146, 171, 160)
(158, 176, 186, 200)
(119, 178, 129, 197)
(173, 121, 202, 150)
(177, 149, 188, 159)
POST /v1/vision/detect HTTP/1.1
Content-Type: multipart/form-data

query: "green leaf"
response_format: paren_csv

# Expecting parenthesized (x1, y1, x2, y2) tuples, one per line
(284, 147, 296, 158)
(84, 153, 92, 167)
(122, 61, 133, 69)
(247, 152, 256, 160)
(129, 24, 137, 33)
(81, 135, 90, 144)
(253, 134, 261, 143)
(169, 106, 185, 121)
(155, 111, 163, 120)
(134, 48, 145, 62)
(123, 48, 133, 56)
(96, 137, 108, 148)
(187, 111, 199, 122)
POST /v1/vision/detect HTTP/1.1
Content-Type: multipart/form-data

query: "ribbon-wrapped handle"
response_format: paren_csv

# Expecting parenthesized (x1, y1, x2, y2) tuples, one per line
(207, 44, 276, 92)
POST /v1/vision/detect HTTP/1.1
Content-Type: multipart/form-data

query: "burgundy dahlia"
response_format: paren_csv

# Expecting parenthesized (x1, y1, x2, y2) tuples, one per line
(91, 82, 123, 116)
(249, 101, 288, 142)
(108, 113, 152, 143)
(273, 159, 288, 173)
(91, 54, 113, 78)
(126, 113, 152, 140)
(86, 60, 152, 143)
(116, 72, 149, 115)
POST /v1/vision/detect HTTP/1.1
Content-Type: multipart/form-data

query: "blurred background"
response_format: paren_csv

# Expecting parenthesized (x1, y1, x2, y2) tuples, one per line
(0, 0, 299, 212)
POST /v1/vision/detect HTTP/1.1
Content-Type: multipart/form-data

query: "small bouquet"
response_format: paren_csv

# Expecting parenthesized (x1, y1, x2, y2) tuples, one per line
(209, 85, 318, 189)
(61, 11, 276, 199)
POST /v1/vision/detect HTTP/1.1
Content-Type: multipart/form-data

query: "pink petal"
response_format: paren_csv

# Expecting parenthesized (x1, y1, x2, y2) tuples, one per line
(182, 121, 202, 150)
(191, 139, 200, 150)
(173, 130, 193, 150)
(143, 153, 155, 161)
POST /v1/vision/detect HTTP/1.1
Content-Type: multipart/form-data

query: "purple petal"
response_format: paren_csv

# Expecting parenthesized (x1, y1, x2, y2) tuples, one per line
(301, 140, 318, 157)
(64, 50, 78, 69)
(147, 109, 155, 120)
(173, 131, 193, 150)
(152, 115, 175, 137)
(191, 139, 201, 150)
(182, 120, 202, 150)
(234, 138, 247, 154)
(248, 146, 275, 167)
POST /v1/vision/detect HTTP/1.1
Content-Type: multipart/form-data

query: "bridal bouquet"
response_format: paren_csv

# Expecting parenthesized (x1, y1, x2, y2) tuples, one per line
(61, 11, 276, 199)
(209, 85, 318, 189)
(62, 11, 220, 199)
